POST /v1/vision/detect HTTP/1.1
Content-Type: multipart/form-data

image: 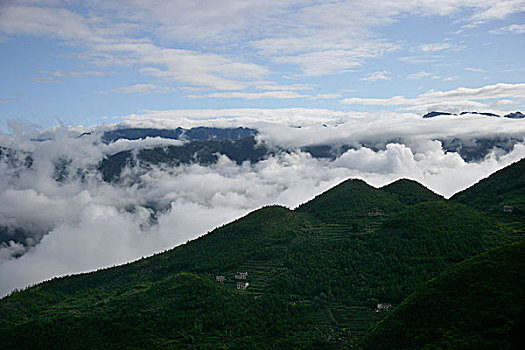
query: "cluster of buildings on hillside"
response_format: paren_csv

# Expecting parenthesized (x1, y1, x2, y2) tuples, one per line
(216, 271, 249, 289)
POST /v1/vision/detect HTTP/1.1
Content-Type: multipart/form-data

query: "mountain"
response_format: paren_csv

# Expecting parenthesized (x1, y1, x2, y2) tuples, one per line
(1, 161, 518, 349)
(422, 111, 453, 118)
(423, 110, 523, 119)
(459, 111, 500, 117)
(504, 111, 525, 119)
(101, 127, 258, 143)
(361, 240, 525, 350)
(296, 179, 405, 226)
(380, 179, 443, 205)
(3, 124, 512, 184)
(439, 136, 520, 162)
(451, 158, 525, 231)
(99, 136, 270, 182)
(0, 146, 33, 170)
(96, 135, 523, 178)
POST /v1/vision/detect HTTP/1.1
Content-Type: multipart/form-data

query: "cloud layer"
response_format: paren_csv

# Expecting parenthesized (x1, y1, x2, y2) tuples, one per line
(0, 111, 524, 296)
(2, 1, 523, 96)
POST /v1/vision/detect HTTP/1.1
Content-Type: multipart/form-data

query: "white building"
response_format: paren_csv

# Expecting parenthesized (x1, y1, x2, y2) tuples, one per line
(375, 303, 392, 312)
(237, 282, 249, 290)
(235, 272, 248, 279)
(215, 275, 226, 282)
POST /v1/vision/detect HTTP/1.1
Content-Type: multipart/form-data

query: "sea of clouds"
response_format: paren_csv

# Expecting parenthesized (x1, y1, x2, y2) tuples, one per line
(0, 111, 524, 296)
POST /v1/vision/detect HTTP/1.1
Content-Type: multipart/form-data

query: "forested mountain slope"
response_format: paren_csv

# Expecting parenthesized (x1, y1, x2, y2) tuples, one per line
(0, 159, 523, 349)
(451, 158, 524, 232)
(361, 240, 525, 350)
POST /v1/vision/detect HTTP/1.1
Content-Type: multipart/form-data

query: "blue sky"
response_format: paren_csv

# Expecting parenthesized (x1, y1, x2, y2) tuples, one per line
(0, 0, 524, 130)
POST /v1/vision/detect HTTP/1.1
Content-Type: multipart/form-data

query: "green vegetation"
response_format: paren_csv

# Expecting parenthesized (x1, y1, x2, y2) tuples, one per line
(380, 178, 443, 205)
(451, 158, 525, 233)
(0, 159, 523, 349)
(361, 240, 525, 350)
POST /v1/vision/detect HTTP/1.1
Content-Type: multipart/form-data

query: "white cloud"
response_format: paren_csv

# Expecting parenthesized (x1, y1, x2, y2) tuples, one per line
(99, 84, 177, 95)
(187, 90, 309, 100)
(122, 108, 353, 127)
(398, 55, 441, 64)
(407, 71, 432, 80)
(0, 3, 130, 43)
(0, 112, 524, 296)
(94, 44, 270, 91)
(420, 43, 451, 53)
(41, 70, 116, 78)
(490, 24, 525, 34)
(341, 82, 525, 111)
(361, 71, 391, 82)
(249, 81, 313, 91)
(472, 1, 525, 21)
(187, 90, 341, 100)
(1, 1, 523, 87)
(310, 93, 342, 100)
(26, 76, 63, 84)
(465, 67, 487, 73)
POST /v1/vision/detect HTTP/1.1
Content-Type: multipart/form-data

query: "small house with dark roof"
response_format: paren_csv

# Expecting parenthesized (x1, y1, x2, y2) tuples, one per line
(215, 275, 226, 282)
(235, 272, 248, 279)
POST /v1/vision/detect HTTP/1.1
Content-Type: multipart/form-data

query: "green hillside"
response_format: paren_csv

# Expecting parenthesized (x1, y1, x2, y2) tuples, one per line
(451, 158, 525, 233)
(0, 160, 522, 349)
(296, 179, 404, 226)
(361, 240, 525, 350)
(380, 178, 443, 205)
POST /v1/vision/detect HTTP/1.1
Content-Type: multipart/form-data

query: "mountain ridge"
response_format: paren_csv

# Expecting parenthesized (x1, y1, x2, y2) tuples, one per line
(422, 110, 524, 119)
(0, 157, 523, 349)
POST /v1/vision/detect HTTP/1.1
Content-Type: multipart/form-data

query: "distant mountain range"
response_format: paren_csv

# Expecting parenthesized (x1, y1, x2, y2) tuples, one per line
(101, 126, 258, 143)
(1, 125, 523, 255)
(0, 158, 523, 349)
(423, 110, 524, 119)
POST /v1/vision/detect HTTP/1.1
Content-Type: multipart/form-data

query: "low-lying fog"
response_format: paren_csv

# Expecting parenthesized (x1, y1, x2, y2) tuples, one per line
(1, 111, 524, 296)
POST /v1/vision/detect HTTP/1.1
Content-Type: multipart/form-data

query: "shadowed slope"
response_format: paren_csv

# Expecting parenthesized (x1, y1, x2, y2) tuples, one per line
(361, 240, 525, 350)
(451, 158, 524, 217)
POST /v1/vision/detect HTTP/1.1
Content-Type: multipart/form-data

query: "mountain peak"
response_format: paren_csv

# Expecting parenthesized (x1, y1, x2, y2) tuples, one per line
(423, 110, 523, 119)
(503, 111, 524, 119)
(381, 179, 442, 205)
(296, 178, 404, 224)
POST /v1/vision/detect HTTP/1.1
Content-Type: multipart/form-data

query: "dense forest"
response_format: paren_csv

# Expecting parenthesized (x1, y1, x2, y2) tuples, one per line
(0, 158, 523, 349)
(361, 240, 525, 349)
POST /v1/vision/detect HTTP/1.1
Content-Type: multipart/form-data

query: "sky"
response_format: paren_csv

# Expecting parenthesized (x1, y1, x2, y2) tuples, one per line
(0, 0, 524, 130)
(0, 1, 525, 296)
